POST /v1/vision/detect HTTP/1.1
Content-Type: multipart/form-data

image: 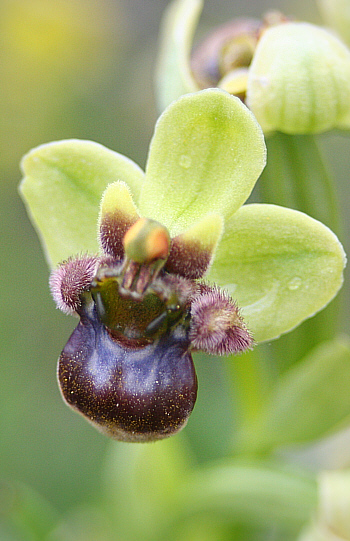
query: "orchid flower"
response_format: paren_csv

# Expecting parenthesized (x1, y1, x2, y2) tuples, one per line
(19, 89, 345, 442)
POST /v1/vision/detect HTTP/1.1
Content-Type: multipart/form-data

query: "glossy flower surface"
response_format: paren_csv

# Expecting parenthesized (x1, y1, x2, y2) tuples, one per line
(156, 0, 350, 134)
(20, 89, 345, 441)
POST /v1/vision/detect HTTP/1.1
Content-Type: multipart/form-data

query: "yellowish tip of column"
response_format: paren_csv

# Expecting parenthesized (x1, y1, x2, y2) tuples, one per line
(123, 218, 170, 263)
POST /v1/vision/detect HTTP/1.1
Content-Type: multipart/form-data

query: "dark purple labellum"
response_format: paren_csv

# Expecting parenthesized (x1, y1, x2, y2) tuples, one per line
(58, 302, 197, 442)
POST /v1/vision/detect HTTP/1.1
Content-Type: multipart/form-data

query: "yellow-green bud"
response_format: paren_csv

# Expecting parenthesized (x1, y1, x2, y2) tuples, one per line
(246, 22, 350, 134)
(318, 0, 350, 47)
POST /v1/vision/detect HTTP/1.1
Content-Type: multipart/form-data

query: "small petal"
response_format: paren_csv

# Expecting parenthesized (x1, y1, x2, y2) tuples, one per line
(218, 68, 249, 98)
(98, 181, 140, 259)
(189, 285, 253, 355)
(165, 214, 223, 279)
(49, 255, 98, 314)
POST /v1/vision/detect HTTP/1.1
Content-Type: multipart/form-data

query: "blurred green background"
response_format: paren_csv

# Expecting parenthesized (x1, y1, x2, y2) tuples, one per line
(1, 0, 350, 539)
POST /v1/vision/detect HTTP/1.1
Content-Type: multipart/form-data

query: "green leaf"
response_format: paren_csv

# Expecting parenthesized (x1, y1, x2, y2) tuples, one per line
(183, 462, 316, 531)
(243, 337, 350, 452)
(139, 89, 266, 236)
(46, 506, 114, 541)
(155, 0, 202, 112)
(207, 204, 346, 343)
(0, 481, 59, 541)
(19, 139, 144, 268)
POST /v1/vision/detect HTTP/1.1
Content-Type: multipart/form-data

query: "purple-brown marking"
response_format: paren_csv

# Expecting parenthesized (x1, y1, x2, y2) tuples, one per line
(165, 236, 213, 279)
(99, 211, 138, 260)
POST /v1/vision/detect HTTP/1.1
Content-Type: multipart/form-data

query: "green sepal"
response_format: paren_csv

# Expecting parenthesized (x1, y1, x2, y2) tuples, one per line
(155, 0, 202, 112)
(207, 204, 346, 343)
(139, 89, 266, 236)
(19, 139, 144, 268)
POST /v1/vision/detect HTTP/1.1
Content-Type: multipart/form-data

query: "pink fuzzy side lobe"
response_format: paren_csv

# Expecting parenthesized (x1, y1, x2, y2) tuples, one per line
(189, 285, 253, 355)
(49, 255, 98, 314)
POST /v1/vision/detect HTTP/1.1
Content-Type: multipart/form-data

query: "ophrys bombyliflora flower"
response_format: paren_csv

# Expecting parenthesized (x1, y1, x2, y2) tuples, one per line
(19, 89, 346, 441)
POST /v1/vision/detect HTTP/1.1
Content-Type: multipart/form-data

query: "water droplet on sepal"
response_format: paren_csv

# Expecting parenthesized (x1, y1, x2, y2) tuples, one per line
(287, 276, 302, 290)
(179, 154, 192, 169)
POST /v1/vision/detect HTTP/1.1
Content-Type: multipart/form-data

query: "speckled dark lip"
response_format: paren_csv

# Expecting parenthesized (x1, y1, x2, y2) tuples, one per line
(58, 302, 197, 442)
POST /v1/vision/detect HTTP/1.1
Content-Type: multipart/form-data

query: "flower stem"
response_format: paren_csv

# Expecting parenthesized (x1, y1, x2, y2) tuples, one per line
(258, 132, 342, 369)
(259, 132, 340, 233)
(226, 347, 274, 447)
(228, 133, 344, 453)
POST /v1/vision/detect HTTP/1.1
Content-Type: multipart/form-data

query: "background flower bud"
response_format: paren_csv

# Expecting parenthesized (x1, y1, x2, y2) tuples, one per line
(318, 0, 350, 47)
(299, 470, 350, 541)
(246, 22, 350, 134)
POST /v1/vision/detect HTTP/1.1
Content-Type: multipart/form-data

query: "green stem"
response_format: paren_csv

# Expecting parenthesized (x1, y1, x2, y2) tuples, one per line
(258, 132, 342, 369)
(228, 351, 264, 424)
(229, 133, 343, 453)
(226, 347, 276, 453)
(260, 132, 340, 234)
